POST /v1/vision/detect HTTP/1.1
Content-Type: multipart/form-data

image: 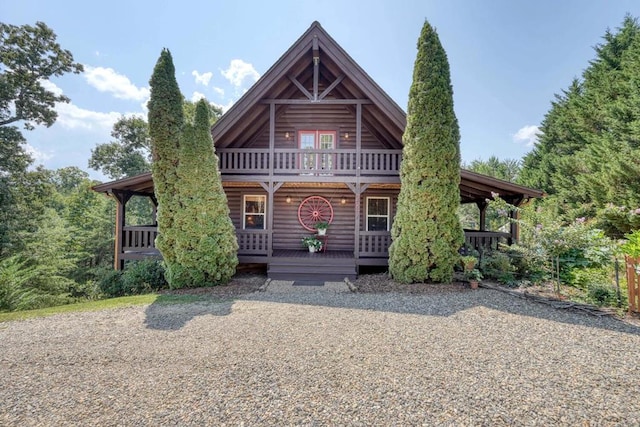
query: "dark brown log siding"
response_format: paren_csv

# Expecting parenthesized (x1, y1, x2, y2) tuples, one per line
(247, 105, 383, 149)
(274, 187, 355, 251)
(224, 186, 400, 252)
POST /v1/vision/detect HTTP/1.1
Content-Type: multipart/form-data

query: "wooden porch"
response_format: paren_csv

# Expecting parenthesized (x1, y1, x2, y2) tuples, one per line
(118, 226, 512, 279)
(268, 249, 357, 281)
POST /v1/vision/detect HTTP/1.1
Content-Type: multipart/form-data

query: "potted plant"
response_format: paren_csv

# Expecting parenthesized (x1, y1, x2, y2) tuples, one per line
(314, 221, 329, 236)
(301, 236, 323, 253)
(464, 268, 483, 290)
(460, 255, 478, 272)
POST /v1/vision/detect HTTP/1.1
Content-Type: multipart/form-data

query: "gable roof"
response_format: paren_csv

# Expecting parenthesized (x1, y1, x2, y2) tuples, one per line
(212, 21, 406, 149)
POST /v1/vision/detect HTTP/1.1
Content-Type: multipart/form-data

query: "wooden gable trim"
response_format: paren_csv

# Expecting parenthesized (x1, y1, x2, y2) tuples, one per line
(319, 74, 345, 100)
(212, 22, 406, 146)
(288, 75, 313, 100)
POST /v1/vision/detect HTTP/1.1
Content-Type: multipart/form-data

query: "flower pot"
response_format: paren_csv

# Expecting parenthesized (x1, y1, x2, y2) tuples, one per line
(469, 280, 479, 290)
(317, 228, 326, 236)
(308, 245, 317, 253)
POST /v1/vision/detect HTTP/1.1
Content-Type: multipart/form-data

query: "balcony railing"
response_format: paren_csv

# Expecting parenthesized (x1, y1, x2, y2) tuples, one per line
(217, 148, 402, 176)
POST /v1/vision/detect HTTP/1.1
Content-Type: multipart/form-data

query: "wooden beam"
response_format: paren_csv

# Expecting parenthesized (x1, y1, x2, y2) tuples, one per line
(476, 200, 487, 231)
(288, 75, 313, 100)
(313, 36, 319, 100)
(260, 99, 372, 105)
(269, 103, 275, 179)
(318, 74, 345, 100)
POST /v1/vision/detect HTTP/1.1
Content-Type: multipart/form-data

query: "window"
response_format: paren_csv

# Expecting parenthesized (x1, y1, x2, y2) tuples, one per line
(243, 195, 266, 229)
(366, 197, 390, 231)
(299, 130, 336, 172)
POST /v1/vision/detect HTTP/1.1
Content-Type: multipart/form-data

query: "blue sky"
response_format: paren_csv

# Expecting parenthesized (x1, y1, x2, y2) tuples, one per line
(3, 0, 640, 181)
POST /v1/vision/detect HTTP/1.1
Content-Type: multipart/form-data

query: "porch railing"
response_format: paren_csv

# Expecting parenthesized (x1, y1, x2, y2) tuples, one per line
(237, 230, 269, 255)
(119, 227, 512, 260)
(358, 231, 392, 257)
(217, 148, 402, 176)
(123, 226, 158, 252)
(464, 230, 512, 252)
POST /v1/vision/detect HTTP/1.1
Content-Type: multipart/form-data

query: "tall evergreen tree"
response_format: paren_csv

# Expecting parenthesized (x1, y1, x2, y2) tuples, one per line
(147, 49, 184, 283)
(520, 15, 640, 224)
(389, 20, 464, 283)
(170, 100, 238, 287)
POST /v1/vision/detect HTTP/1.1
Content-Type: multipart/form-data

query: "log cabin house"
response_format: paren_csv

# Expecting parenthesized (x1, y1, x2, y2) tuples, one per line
(93, 22, 543, 281)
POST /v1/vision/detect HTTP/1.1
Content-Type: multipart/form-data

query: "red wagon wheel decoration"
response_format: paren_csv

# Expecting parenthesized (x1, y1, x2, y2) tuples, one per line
(298, 196, 334, 231)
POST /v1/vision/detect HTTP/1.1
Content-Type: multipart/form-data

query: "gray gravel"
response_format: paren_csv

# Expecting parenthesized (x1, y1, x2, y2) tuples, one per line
(1, 283, 639, 426)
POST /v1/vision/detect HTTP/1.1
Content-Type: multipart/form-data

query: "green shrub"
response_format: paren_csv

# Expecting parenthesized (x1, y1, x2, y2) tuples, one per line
(571, 267, 611, 291)
(587, 283, 617, 306)
(480, 251, 511, 277)
(121, 259, 167, 294)
(503, 245, 548, 284)
(98, 260, 167, 298)
(98, 269, 125, 297)
(67, 279, 101, 300)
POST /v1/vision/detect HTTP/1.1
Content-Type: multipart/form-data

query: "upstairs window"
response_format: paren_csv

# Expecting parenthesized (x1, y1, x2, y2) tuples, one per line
(366, 197, 390, 231)
(299, 130, 336, 172)
(243, 195, 266, 229)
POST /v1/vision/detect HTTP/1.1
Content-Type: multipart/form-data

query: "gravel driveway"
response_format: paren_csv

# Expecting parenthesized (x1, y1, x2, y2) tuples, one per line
(1, 282, 639, 426)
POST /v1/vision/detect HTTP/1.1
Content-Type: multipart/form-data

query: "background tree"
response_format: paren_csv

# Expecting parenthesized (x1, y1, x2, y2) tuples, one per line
(147, 49, 185, 286)
(389, 20, 464, 283)
(0, 21, 83, 130)
(1, 21, 82, 257)
(520, 15, 640, 231)
(170, 99, 238, 287)
(89, 101, 223, 181)
(459, 157, 521, 231)
(89, 116, 151, 180)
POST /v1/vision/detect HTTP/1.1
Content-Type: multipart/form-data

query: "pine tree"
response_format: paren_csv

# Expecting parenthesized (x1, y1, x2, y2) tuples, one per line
(519, 15, 640, 225)
(171, 100, 238, 287)
(389, 20, 464, 283)
(147, 49, 184, 282)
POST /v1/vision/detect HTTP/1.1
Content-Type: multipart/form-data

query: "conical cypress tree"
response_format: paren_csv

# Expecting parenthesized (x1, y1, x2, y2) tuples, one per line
(389, 20, 464, 283)
(148, 49, 184, 282)
(171, 99, 239, 287)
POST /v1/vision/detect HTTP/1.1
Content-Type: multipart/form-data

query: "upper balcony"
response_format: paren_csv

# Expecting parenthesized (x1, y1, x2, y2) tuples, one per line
(217, 148, 402, 178)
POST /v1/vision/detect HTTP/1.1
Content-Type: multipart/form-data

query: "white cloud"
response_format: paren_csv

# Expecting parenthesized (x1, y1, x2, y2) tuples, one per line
(212, 87, 225, 98)
(39, 79, 139, 131)
(84, 65, 150, 101)
(39, 79, 64, 96)
(25, 143, 53, 164)
(191, 91, 206, 102)
(221, 59, 260, 88)
(55, 102, 122, 130)
(513, 125, 540, 147)
(192, 70, 213, 86)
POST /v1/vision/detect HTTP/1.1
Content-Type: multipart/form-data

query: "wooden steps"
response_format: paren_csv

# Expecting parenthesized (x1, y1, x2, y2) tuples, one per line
(268, 250, 357, 281)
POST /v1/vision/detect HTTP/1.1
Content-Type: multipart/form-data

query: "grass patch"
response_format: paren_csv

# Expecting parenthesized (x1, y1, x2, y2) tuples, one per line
(0, 293, 211, 323)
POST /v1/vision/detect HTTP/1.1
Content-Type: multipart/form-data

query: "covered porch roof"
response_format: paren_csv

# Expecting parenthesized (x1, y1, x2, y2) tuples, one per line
(92, 170, 544, 206)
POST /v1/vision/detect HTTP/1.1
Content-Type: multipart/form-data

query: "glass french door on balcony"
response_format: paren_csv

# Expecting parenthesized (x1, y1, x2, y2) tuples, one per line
(299, 130, 335, 174)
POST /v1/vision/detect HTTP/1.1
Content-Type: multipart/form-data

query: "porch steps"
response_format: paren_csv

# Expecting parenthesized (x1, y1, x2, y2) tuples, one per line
(268, 252, 357, 281)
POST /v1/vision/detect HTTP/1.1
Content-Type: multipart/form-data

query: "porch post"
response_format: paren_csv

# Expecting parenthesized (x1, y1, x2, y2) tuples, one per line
(356, 103, 362, 178)
(268, 103, 275, 258)
(509, 197, 524, 245)
(476, 200, 487, 231)
(112, 191, 132, 270)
